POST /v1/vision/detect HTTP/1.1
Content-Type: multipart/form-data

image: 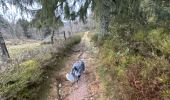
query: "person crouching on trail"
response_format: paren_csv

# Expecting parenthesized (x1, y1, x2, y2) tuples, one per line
(66, 60, 85, 83)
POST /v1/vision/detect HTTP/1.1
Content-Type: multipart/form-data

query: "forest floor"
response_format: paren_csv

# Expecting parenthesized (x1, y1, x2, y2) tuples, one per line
(47, 32, 101, 100)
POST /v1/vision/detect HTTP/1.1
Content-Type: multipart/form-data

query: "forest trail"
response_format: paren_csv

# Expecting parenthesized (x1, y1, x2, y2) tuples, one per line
(47, 32, 100, 100)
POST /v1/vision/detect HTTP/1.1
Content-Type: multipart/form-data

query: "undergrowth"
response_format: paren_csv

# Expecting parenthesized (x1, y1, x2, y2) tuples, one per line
(0, 34, 81, 100)
(92, 24, 170, 100)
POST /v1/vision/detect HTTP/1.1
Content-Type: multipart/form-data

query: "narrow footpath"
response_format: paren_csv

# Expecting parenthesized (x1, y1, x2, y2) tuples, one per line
(47, 32, 100, 100)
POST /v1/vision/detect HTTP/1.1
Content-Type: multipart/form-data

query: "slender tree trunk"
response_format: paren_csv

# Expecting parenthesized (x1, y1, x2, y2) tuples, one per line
(0, 32, 10, 61)
(63, 31, 66, 40)
(51, 29, 55, 44)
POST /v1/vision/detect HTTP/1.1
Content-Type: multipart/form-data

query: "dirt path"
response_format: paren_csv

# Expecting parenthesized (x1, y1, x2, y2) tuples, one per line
(47, 32, 100, 100)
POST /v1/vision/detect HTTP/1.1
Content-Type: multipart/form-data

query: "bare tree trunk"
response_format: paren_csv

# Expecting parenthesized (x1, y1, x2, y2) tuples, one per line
(0, 32, 10, 60)
(51, 29, 55, 44)
(63, 31, 66, 41)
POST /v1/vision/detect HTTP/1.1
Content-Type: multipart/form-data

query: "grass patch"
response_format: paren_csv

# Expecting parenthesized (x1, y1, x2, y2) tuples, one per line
(148, 28, 170, 55)
(7, 42, 41, 58)
(0, 59, 42, 99)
